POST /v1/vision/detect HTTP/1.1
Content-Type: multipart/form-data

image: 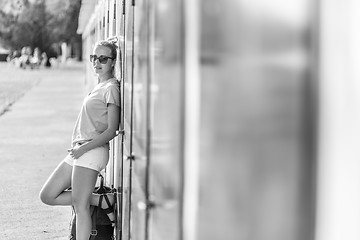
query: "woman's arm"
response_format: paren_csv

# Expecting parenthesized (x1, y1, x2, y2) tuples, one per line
(70, 103, 120, 159)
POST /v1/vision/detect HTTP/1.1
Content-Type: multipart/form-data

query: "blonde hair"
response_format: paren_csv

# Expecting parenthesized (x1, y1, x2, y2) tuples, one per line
(95, 39, 118, 59)
(94, 37, 122, 78)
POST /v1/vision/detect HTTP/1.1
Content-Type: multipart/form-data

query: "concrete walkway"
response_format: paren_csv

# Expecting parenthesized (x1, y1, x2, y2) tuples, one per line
(0, 62, 87, 239)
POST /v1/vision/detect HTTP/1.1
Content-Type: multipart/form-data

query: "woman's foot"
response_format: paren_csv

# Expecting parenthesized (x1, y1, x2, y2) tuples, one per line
(99, 193, 115, 226)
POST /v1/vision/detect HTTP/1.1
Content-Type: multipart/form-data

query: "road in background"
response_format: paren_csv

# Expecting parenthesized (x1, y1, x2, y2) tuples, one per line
(0, 61, 86, 240)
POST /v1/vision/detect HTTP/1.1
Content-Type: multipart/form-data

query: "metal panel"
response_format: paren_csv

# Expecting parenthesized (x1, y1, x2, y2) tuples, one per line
(197, 0, 316, 240)
(121, 0, 184, 239)
(147, 1, 184, 240)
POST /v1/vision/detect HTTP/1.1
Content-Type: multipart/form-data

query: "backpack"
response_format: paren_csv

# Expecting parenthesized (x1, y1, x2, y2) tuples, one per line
(69, 174, 115, 240)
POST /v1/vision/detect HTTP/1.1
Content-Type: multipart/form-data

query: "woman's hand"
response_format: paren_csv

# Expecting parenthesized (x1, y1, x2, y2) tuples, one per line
(68, 144, 87, 159)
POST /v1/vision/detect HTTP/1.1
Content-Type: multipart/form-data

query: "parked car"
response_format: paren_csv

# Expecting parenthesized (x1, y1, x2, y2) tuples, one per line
(0, 47, 10, 62)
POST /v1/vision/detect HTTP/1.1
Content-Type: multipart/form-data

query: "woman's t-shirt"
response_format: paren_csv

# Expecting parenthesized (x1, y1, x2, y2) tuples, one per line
(71, 78, 120, 147)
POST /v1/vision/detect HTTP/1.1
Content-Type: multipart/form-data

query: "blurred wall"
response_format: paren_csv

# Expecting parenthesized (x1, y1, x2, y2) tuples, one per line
(196, 0, 316, 240)
(316, 1, 360, 240)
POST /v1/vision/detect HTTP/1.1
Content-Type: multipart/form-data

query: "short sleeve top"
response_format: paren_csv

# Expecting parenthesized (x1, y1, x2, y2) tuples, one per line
(71, 78, 120, 147)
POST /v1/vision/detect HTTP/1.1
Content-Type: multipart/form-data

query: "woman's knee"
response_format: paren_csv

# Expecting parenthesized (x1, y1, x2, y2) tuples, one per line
(72, 195, 91, 214)
(39, 187, 55, 205)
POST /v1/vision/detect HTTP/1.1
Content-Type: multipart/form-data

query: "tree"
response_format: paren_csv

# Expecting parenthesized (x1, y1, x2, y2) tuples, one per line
(0, 0, 81, 58)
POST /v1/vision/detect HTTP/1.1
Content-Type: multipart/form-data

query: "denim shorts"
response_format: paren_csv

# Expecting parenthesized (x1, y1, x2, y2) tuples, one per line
(64, 145, 109, 172)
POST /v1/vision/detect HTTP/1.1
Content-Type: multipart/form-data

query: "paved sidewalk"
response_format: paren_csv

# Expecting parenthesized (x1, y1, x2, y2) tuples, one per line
(0, 62, 86, 240)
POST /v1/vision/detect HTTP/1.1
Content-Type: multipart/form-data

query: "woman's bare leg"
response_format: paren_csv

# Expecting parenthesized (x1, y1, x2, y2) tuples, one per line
(39, 161, 114, 207)
(72, 165, 98, 240)
(39, 161, 115, 239)
(39, 161, 73, 205)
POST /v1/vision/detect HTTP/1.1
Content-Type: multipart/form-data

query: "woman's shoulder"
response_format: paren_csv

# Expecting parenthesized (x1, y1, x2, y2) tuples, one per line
(103, 78, 120, 90)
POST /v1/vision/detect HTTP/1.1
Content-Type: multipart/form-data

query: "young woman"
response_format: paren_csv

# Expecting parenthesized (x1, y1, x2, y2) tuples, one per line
(39, 39, 120, 240)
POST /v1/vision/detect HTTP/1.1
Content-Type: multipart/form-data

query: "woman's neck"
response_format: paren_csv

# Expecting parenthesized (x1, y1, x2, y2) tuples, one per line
(98, 73, 114, 83)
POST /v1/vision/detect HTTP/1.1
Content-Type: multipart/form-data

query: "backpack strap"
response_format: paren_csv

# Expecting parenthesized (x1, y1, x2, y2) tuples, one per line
(89, 206, 98, 239)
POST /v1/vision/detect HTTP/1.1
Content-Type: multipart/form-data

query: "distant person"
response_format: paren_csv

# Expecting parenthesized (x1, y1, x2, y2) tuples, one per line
(30, 47, 42, 69)
(6, 50, 20, 66)
(19, 46, 32, 69)
(39, 39, 120, 240)
(40, 52, 51, 68)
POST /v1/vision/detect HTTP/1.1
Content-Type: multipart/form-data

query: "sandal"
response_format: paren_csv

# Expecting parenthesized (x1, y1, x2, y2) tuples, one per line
(99, 193, 115, 226)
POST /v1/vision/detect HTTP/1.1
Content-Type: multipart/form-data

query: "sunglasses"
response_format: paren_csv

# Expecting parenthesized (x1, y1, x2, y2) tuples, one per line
(90, 55, 115, 64)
